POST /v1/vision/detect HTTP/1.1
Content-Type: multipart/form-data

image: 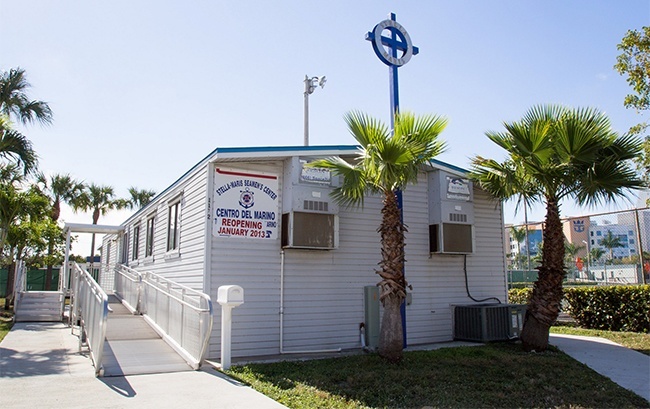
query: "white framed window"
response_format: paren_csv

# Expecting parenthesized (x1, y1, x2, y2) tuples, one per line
(132, 224, 140, 260)
(145, 214, 155, 258)
(121, 232, 129, 264)
(167, 199, 181, 252)
(106, 242, 111, 266)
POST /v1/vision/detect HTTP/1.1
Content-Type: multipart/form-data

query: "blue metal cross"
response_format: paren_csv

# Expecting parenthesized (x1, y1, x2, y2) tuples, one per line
(366, 13, 419, 127)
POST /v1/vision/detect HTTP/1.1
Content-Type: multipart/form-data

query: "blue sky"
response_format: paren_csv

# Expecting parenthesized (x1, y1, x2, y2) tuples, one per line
(2, 1, 649, 253)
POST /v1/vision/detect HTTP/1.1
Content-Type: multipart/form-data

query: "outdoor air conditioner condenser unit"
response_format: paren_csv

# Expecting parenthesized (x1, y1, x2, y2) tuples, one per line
(454, 303, 527, 342)
(428, 170, 475, 254)
(281, 157, 339, 250)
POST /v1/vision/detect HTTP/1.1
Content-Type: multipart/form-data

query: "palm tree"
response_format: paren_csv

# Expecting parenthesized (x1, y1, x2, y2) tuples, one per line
(589, 247, 606, 264)
(599, 230, 624, 263)
(510, 226, 527, 269)
(0, 67, 53, 126)
(0, 168, 25, 252)
(470, 105, 643, 351)
(309, 111, 447, 362)
(73, 184, 123, 267)
(0, 178, 49, 303)
(564, 242, 585, 265)
(37, 173, 85, 223)
(36, 173, 85, 289)
(0, 116, 37, 174)
(564, 242, 585, 279)
(125, 187, 156, 209)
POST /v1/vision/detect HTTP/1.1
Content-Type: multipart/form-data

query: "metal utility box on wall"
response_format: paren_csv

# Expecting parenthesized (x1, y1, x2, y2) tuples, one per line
(363, 286, 380, 350)
(454, 304, 527, 342)
(281, 157, 339, 250)
(428, 170, 475, 254)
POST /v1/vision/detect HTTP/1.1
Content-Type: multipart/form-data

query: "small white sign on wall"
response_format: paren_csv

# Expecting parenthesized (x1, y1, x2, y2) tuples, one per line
(213, 168, 279, 240)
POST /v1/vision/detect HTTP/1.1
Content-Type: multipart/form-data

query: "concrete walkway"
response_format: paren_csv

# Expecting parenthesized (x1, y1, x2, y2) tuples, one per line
(550, 333, 650, 402)
(0, 322, 287, 409)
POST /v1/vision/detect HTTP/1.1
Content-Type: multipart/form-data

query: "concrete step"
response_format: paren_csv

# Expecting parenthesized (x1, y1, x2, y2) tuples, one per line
(15, 313, 62, 322)
(15, 291, 63, 322)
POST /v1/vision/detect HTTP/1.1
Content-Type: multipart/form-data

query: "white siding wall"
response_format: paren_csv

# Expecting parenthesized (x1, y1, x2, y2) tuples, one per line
(102, 155, 506, 361)
(403, 173, 507, 345)
(208, 161, 287, 358)
(103, 165, 209, 291)
(208, 166, 506, 359)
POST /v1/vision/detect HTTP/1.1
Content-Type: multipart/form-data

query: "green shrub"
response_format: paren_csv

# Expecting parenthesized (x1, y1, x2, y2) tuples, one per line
(508, 288, 532, 304)
(508, 282, 533, 289)
(507, 285, 650, 333)
(564, 285, 650, 333)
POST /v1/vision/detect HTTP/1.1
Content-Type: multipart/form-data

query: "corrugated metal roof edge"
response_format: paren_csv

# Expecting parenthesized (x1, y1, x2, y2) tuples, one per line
(119, 145, 468, 227)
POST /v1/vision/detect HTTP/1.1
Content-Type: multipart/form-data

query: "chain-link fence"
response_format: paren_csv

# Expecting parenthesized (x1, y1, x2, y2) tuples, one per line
(506, 207, 650, 287)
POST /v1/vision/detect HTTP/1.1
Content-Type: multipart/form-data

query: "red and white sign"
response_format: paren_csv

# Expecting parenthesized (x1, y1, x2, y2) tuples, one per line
(213, 168, 279, 240)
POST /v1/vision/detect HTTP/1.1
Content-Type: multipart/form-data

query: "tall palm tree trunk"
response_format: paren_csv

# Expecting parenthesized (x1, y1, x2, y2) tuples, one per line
(520, 197, 565, 351)
(377, 190, 407, 362)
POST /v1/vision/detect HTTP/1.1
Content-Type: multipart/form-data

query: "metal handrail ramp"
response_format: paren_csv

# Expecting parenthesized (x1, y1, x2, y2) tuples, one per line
(100, 294, 192, 376)
(69, 263, 213, 377)
(114, 264, 213, 369)
(70, 263, 213, 376)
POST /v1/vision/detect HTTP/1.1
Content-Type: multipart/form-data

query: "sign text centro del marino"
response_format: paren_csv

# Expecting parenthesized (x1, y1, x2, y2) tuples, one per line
(213, 168, 279, 240)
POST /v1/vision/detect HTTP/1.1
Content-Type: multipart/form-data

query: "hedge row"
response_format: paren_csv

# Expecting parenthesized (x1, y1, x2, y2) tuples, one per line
(507, 285, 650, 333)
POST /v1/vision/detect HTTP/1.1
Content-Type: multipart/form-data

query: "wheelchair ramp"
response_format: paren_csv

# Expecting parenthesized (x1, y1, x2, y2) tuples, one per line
(100, 295, 192, 377)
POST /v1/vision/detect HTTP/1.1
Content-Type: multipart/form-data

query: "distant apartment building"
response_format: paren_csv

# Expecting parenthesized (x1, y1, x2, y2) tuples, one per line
(506, 208, 650, 265)
(505, 223, 543, 267)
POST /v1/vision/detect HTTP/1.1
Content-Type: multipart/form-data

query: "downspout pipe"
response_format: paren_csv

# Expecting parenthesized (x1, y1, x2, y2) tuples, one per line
(279, 250, 341, 354)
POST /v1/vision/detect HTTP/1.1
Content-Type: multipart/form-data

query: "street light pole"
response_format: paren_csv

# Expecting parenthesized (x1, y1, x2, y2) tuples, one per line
(303, 75, 326, 146)
(582, 240, 590, 281)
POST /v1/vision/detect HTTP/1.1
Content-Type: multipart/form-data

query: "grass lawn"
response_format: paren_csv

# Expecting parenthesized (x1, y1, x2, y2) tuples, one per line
(227, 341, 648, 409)
(0, 297, 13, 343)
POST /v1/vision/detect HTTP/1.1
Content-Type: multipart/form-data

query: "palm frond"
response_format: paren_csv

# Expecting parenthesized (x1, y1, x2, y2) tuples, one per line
(344, 111, 388, 149)
(307, 156, 369, 208)
(0, 67, 53, 126)
(0, 124, 38, 174)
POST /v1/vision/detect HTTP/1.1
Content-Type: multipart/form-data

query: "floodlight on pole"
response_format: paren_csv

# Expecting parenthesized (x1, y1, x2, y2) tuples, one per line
(304, 75, 326, 146)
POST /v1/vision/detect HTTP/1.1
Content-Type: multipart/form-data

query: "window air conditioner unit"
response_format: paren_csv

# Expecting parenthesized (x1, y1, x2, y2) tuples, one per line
(281, 157, 339, 250)
(282, 212, 338, 250)
(428, 170, 475, 254)
(429, 223, 473, 253)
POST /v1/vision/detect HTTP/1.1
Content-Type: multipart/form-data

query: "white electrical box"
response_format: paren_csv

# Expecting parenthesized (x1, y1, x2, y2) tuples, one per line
(282, 157, 339, 250)
(428, 170, 475, 254)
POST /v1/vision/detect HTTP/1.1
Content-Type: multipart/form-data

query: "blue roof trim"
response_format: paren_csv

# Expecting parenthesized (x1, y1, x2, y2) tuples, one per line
(121, 144, 467, 226)
(120, 144, 362, 226)
(429, 158, 469, 174)
(213, 145, 359, 154)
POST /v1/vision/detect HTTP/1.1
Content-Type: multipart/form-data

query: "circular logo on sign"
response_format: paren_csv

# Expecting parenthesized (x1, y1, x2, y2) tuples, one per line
(371, 18, 414, 67)
(239, 188, 254, 209)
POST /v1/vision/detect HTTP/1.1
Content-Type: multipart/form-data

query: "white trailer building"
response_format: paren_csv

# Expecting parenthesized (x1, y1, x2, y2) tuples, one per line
(100, 145, 508, 360)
